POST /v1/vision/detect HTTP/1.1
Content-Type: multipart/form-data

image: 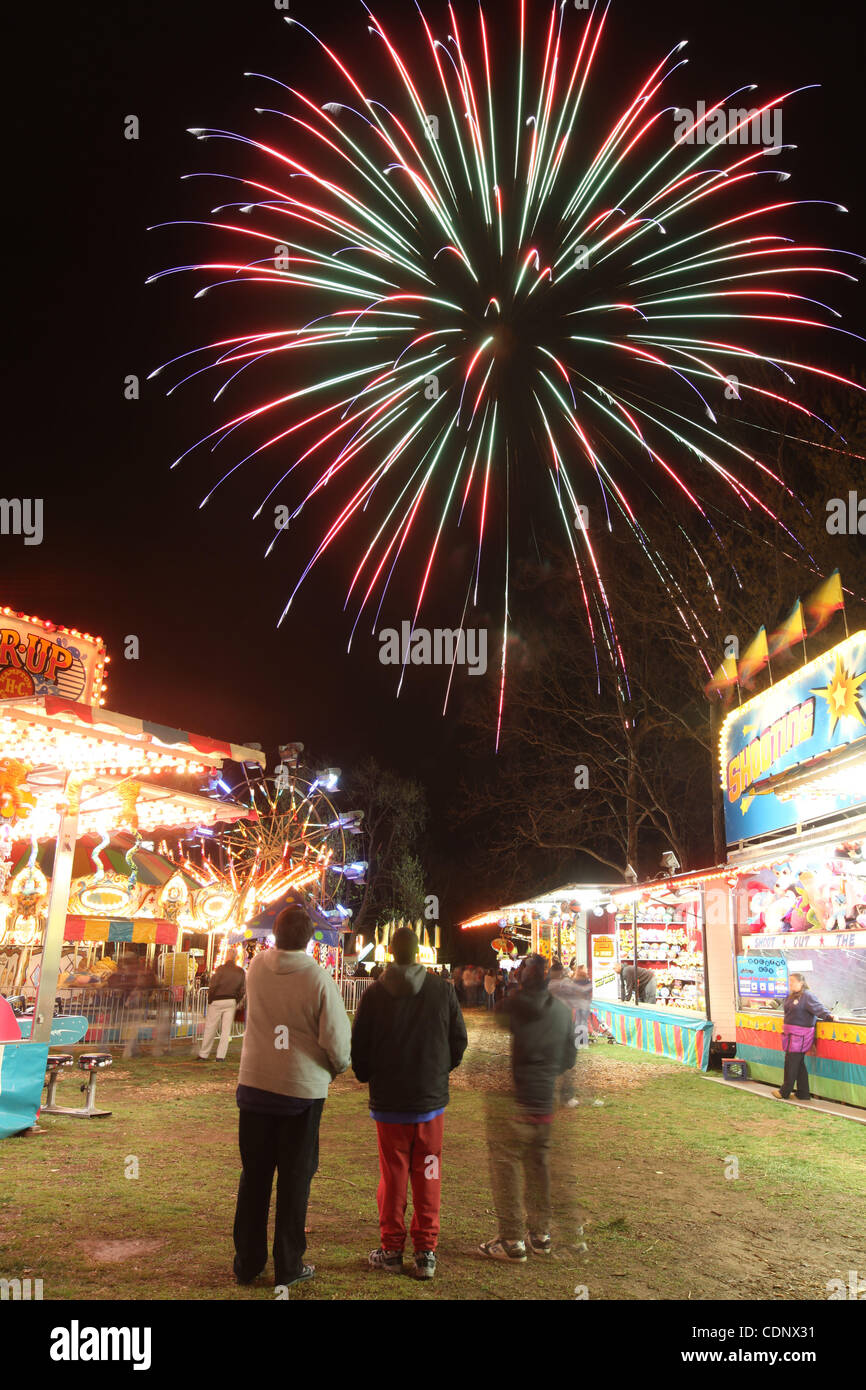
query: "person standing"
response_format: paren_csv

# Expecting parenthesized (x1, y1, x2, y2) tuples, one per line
(480, 955, 576, 1261)
(571, 965, 593, 1049)
(547, 962, 582, 1106)
(351, 926, 467, 1280)
(451, 965, 464, 1006)
(198, 957, 245, 1062)
(773, 972, 833, 1102)
(233, 904, 351, 1290)
(483, 968, 498, 1012)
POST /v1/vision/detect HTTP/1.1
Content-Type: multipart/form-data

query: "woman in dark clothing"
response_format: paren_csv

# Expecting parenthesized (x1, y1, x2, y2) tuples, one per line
(773, 973, 833, 1102)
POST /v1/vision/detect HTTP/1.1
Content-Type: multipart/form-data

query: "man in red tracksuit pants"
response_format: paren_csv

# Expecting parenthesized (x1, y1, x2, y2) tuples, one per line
(351, 927, 467, 1280)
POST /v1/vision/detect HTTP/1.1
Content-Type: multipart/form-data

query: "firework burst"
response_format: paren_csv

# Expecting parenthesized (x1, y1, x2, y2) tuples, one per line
(151, 1, 863, 745)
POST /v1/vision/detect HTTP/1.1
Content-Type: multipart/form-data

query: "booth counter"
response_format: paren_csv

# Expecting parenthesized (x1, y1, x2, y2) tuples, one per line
(591, 998, 715, 1070)
(734, 1013, 866, 1107)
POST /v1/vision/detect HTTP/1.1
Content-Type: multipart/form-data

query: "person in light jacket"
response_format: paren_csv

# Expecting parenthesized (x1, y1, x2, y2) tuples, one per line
(232, 904, 351, 1290)
(773, 972, 833, 1103)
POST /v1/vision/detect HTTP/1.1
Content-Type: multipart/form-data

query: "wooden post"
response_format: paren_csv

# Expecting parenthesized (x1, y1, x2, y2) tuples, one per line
(32, 780, 81, 1044)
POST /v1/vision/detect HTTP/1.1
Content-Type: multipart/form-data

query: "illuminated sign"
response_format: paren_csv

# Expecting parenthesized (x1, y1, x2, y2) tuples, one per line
(721, 632, 866, 845)
(0, 608, 106, 706)
(736, 955, 789, 1001)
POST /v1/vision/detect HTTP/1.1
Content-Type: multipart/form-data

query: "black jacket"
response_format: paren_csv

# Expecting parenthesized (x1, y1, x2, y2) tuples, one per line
(505, 985, 577, 1114)
(208, 962, 246, 1003)
(351, 964, 468, 1113)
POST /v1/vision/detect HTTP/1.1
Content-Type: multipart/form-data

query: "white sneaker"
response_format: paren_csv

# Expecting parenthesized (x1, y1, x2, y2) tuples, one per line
(565, 1099, 580, 1108)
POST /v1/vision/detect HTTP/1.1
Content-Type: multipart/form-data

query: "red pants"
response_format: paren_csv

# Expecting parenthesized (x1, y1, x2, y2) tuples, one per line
(375, 1114, 444, 1253)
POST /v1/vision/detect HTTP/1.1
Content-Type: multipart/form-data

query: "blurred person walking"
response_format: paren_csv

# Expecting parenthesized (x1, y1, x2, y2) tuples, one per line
(480, 955, 576, 1261)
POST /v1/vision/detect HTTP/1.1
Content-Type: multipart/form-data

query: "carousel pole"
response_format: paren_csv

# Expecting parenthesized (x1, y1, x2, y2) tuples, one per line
(31, 776, 82, 1044)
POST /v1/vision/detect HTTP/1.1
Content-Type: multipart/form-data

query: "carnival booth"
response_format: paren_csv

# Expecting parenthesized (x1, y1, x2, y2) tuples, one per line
(462, 884, 617, 967)
(0, 606, 264, 1139)
(462, 879, 730, 1070)
(604, 873, 728, 1071)
(721, 630, 866, 1107)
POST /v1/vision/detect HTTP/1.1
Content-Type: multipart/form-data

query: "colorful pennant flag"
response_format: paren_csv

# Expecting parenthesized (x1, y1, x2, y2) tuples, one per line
(804, 570, 844, 636)
(703, 655, 739, 698)
(738, 627, 769, 686)
(768, 600, 806, 658)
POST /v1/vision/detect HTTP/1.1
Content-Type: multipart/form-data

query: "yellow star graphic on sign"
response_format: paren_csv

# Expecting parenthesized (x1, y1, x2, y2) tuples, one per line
(811, 655, 866, 735)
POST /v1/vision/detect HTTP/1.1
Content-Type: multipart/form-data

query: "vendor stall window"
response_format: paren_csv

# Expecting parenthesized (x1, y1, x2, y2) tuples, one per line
(733, 847, 866, 1022)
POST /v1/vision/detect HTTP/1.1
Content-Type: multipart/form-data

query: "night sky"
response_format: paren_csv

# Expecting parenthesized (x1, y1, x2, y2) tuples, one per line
(6, 0, 865, 934)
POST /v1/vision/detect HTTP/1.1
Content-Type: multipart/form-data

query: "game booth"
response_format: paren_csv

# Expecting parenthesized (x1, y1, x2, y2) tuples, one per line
(0, 606, 265, 1139)
(463, 881, 727, 1070)
(461, 885, 618, 969)
(721, 630, 866, 1108)
(600, 870, 735, 1071)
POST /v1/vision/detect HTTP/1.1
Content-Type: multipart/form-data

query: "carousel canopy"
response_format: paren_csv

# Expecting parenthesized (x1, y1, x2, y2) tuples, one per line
(0, 695, 266, 776)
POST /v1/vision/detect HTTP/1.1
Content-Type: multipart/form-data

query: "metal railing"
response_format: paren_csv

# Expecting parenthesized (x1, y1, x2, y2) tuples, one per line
(341, 976, 373, 1014)
(49, 985, 215, 1048)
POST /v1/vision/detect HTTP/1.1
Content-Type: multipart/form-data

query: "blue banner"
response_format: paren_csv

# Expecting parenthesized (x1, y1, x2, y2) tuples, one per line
(721, 631, 866, 845)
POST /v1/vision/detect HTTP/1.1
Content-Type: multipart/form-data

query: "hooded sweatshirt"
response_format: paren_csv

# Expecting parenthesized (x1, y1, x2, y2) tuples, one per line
(351, 962, 468, 1115)
(505, 984, 577, 1114)
(237, 949, 351, 1100)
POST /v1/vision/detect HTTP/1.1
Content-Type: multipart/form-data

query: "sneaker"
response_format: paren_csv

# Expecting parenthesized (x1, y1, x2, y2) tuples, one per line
(280, 1264, 315, 1288)
(528, 1232, 552, 1256)
(772, 1089, 788, 1100)
(478, 1236, 527, 1262)
(368, 1247, 404, 1273)
(413, 1250, 436, 1280)
(565, 1098, 580, 1108)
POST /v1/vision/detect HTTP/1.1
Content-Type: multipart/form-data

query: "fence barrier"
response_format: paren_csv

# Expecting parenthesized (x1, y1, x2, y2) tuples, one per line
(340, 977, 373, 1014)
(50, 986, 215, 1049)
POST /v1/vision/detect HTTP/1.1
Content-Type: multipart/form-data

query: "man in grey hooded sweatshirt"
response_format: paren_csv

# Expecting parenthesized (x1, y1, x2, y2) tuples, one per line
(233, 903, 351, 1290)
(351, 926, 467, 1280)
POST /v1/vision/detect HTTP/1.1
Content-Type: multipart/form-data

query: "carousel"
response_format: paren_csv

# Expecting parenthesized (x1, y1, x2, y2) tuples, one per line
(0, 605, 264, 1138)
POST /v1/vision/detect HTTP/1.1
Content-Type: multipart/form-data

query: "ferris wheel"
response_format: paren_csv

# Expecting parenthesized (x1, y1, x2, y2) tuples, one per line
(219, 759, 363, 917)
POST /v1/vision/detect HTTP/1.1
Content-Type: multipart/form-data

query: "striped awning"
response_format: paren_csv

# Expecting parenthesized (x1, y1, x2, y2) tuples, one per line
(0, 694, 266, 769)
(64, 916, 180, 945)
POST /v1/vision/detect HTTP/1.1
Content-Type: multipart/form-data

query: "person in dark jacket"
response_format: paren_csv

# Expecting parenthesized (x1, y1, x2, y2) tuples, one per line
(773, 972, 833, 1102)
(480, 955, 576, 1262)
(351, 926, 467, 1280)
(614, 961, 657, 1004)
(198, 958, 246, 1061)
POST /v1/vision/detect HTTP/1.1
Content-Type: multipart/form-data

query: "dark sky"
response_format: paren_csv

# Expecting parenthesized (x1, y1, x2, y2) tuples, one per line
(6, 0, 865, 932)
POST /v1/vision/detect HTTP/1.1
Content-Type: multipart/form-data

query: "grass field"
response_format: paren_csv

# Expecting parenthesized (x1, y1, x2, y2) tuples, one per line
(1, 1014, 864, 1301)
